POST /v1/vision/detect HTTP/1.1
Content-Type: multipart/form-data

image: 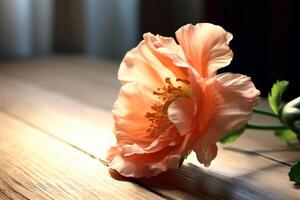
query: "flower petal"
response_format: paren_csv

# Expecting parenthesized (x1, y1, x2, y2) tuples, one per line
(143, 33, 190, 78)
(168, 97, 195, 136)
(118, 41, 164, 88)
(120, 128, 179, 157)
(193, 73, 260, 166)
(118, 33, 190, 88)
(193, 143, 218, 167)
(112, 82, 159, 145)
(175, 23, 233, 77)
(215, 73, 260, 131)
(108, 151, 181, 177)
(107, 133, 191, 177)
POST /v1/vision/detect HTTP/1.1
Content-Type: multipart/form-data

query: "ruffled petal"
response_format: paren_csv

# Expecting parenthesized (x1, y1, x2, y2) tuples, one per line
(120, 127, 179, 156)
(118, 41, 164, 88)
(168, 97, 195, 136)
(175, 23, 233, 78)
(108, 151, 181, 177)
(193, 143, 217, 167)
(215, 73, 260, 130)
(107, 133, 191, 177)
(193, 73, 260, 166)
(112, 82, 159, 145)
(143, 33, 190, 79)
(118, 33, 190, 88)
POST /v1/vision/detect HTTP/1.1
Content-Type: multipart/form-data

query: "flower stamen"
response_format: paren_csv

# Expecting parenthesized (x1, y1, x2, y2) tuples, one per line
(145, 77, 190, 136)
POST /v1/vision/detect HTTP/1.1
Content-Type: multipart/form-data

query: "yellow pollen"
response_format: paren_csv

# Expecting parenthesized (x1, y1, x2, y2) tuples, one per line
(145, 77, 191, 136)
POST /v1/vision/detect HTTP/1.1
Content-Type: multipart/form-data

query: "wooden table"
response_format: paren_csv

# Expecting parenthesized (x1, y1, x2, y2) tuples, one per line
(0, 56, 299, 200)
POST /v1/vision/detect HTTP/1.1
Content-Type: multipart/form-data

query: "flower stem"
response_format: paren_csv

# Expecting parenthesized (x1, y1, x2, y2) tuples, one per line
(245, 123, 286, 130)
(253, 108, 278, 118)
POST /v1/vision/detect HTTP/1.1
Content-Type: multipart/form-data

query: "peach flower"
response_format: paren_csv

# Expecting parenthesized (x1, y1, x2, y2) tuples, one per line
(107, 23, 260, 177)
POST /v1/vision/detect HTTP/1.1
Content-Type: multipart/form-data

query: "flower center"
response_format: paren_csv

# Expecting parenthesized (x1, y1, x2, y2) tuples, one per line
(145, 77, 191, 136)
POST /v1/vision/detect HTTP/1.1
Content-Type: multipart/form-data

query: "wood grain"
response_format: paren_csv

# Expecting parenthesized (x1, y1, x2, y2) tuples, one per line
(1, 57, 300, 199)
(0, 56, 119, 110)
(0, 111, 164, 200)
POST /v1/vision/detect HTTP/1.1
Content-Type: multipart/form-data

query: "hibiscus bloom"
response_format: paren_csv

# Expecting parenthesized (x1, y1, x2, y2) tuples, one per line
(107, 23, 260, 177)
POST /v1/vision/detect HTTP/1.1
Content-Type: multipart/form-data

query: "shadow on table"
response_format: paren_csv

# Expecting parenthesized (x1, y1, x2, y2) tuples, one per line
(109, 162, 275, 200)
(224, 146, 299, 163)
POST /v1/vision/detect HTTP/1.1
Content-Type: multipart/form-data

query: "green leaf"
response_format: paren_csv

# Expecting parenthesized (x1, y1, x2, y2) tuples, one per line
(220, 128, 245, 144)
(289, 161, 300, 184)
(268, 80, 289, 115)
(275, 129, 298, 142)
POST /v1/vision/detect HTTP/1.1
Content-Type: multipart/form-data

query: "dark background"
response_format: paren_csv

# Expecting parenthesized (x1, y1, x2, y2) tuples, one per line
(0, 0, 298, 99)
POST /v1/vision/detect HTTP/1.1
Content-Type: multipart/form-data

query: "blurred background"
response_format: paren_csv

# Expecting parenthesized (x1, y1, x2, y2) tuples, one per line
(0, 0, 298, 98)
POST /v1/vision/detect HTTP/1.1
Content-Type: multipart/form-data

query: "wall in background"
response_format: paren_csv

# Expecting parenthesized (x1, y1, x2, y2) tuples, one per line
(205, 0, 298, 99)
(84, 0, 139, 60)
(0, 0, 53, 58)
(32, 0, 54, 54)
(54, 0, 84, 53)
(0, 0, 139, 60)
(140, 0, 205, 38)
(0, 0, 33, 57)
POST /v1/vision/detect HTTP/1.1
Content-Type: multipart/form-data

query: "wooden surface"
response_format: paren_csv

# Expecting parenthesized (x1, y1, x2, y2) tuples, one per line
(0, 56, 299, 200)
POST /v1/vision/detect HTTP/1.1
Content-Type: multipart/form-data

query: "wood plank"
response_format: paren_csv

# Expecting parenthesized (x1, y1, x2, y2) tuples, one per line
(0, 56, 119, 110)
(0, 111, 164, 200)
(0, 193, 12, 200)
(0, 56, 299, 165)
(0, 72, 299, 199)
